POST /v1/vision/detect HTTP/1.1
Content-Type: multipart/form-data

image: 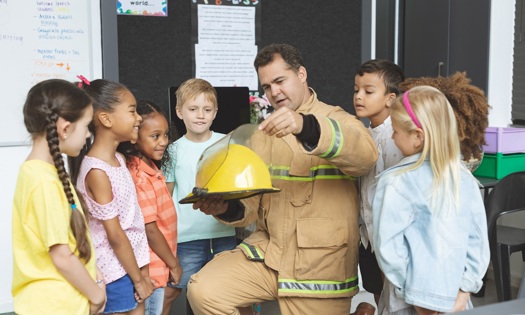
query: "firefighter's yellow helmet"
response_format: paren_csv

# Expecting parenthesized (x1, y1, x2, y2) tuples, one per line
(179, 128, 281, 204)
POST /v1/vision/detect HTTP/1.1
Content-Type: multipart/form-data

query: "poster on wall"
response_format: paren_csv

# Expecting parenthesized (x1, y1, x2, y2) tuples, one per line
(117, 0, 167, 16)
(191, 0, 261, 91)
(0, 0, 102, 146)
(195, 44, 258, 89)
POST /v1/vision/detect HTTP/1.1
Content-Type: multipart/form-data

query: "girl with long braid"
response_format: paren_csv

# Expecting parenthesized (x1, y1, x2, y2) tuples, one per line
(12, 79, 106, 315)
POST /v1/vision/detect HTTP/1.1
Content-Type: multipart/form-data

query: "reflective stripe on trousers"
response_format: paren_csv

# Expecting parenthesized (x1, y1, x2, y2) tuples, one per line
(239, 242, 264, 262)
(278, 276, 359, 295)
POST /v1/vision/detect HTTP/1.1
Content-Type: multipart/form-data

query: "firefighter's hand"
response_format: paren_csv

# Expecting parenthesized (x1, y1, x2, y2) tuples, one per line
(193, 195, 228, 216)
(259, 106, 303, 138)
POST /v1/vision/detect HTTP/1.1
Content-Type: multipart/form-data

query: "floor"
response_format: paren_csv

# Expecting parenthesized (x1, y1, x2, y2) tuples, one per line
(170, 276, 520, 315)
(259, 277, 519, 314)
(2, 279, 518, 315)
(259, 288, 375, 314)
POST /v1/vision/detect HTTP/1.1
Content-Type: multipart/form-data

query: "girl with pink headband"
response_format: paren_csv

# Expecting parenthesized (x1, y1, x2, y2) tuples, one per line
(372, 86, 490, 315)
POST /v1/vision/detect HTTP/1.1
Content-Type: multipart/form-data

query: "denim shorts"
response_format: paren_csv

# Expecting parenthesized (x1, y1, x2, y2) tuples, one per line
(103, 274, 138, 314)
(145, 287, 165, 315)
(175, 236, 237, 288)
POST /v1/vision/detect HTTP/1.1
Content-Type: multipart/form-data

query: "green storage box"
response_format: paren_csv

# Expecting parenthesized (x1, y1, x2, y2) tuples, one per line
(473, 152, 525, 179)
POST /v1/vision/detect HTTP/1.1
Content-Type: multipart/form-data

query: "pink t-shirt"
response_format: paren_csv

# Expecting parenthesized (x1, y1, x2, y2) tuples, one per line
(76, 153, 149, 284)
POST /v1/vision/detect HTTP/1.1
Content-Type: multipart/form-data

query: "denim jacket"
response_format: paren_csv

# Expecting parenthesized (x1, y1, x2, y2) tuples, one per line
(372, 154, 490, 312)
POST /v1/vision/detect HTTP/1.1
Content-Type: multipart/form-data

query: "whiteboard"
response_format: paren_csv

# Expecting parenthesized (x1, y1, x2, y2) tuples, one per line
(0, 0, 102, 146)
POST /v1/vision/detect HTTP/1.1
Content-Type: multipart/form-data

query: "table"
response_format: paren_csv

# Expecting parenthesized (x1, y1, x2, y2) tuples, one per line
(475, 176, 499, 200)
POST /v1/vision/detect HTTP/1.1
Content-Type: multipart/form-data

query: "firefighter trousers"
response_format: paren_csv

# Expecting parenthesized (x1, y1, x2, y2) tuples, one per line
(187, 248, 352, 315)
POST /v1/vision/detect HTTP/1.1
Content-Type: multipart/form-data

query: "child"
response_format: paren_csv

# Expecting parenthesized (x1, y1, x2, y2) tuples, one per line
(399, 72, 490, 172)
(70, 79, 154, 315)
(118, 100, 182, 315)
(12, 79, 106, 315)
(353, 59, 405, 309)
(372, 86, 490, 315)
(163, 78, 237, 305)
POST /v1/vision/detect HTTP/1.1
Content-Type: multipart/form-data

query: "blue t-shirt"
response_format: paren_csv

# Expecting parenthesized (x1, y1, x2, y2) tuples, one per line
(165, 132, 235, 243)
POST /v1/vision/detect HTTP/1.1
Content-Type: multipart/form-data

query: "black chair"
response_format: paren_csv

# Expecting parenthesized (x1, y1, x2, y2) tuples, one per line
(484, 171, 525, 301)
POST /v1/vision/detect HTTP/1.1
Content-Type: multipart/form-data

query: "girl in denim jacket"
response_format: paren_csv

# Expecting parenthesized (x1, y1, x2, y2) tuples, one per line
(372, 86, 490, 315)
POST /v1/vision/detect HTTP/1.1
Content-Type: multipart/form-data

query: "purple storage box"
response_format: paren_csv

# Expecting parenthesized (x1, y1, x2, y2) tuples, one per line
(483, 127, 525, 154)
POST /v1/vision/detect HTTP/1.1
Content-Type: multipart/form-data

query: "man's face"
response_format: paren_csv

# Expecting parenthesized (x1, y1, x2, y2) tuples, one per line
(257, 55, 308, 111)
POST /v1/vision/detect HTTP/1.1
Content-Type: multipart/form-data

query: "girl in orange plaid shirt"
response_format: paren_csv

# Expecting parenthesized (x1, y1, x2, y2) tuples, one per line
(118, 100, 182, 315)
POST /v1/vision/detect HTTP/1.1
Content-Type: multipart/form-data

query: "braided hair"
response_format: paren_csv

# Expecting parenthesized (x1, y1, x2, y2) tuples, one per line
(23, 79, 93, 261)
(399, 72, 490, 162)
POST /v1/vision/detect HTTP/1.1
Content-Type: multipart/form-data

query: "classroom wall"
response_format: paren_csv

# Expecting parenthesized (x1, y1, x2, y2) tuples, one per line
(487, 0, 515, 127)
(0, 2, 520, 313)
(117, 0, 363, 116)
(487, 0, 525, 287)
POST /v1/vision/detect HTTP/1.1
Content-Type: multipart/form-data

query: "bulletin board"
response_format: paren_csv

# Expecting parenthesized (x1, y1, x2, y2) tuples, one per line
(0, 1, 102, 146)
(117, 0, 362, 117)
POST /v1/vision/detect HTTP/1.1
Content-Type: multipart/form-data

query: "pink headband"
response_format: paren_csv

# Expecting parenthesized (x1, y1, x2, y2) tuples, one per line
(402, 91, 422, 129)
(77, 75, 91, 88)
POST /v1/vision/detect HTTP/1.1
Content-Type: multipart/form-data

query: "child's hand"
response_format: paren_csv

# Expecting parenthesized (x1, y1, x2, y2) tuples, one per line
(140, 266, 157, 288)
(90, 269, 106, 315)
(451, 290, 470, 312)
(89, 283, 106, 315)
(134, 276, 154, 303)
(89, 298, 105, 315)
(169, 259, 183, 285)
(146, 274, 157, 287)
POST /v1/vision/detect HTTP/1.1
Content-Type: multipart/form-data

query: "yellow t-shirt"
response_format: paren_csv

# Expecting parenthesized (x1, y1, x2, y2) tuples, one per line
(12, 160, 96, 315)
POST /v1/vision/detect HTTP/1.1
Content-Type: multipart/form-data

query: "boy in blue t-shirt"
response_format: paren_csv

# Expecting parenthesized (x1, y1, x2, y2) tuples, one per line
(164, 78, 237, 313)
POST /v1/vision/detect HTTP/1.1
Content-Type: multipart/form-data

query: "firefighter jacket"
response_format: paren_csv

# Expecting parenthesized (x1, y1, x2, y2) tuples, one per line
(216, 89, 378, 299)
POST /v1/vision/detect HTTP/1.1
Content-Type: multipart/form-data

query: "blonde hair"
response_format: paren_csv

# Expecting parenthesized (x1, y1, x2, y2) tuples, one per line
(391, 86, 461, 216)
(399, 72, 490, 162)
(175, 78, 217, 109)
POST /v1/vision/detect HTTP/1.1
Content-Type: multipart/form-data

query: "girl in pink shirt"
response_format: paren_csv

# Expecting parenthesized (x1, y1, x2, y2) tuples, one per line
(70, 79, 154, 315)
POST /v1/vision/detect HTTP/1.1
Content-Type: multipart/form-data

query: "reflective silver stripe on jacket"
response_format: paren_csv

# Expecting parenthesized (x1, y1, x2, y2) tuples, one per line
(321, 117, 343, 159)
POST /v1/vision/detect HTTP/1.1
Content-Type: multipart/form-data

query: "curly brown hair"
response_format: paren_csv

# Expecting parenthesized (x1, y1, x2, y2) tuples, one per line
(399, 72, 491, 162)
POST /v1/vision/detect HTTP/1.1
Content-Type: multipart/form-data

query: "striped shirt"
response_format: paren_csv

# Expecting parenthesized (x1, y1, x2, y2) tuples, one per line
(129, 157, 178, 288)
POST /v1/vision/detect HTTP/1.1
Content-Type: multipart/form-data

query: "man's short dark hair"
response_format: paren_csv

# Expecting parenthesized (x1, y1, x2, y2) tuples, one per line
(254, 44, 305, 73)
(356, 59, 405, 95)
